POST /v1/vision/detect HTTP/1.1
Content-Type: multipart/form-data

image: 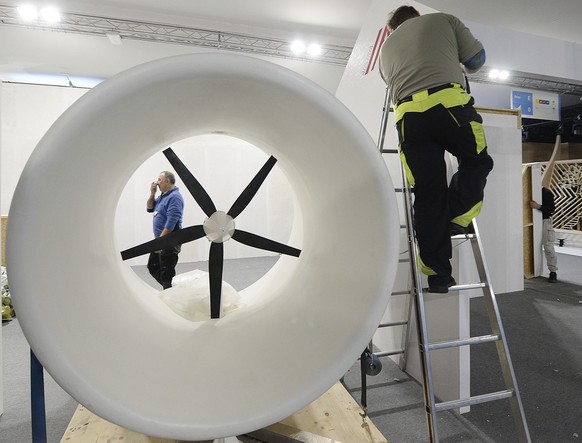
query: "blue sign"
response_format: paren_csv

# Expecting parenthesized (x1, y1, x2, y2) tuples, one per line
(512, 91, 533, 116)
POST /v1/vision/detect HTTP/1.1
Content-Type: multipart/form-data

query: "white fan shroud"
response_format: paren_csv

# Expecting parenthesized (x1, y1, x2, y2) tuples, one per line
(6, 53, 399, 441)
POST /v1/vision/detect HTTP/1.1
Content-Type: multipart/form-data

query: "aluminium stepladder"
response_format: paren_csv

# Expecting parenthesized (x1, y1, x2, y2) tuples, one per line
(377, 87, 532, 442)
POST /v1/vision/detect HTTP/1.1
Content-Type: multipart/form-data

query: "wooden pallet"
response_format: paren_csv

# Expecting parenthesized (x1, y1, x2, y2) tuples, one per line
(60, 382, 388, 443)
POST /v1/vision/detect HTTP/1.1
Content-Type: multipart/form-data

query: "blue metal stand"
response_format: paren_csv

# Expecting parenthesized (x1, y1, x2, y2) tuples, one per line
(30, 350, 47, 443)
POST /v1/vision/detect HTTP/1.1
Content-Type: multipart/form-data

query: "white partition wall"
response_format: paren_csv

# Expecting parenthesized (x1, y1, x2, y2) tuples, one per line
(0, 83, 87, 215)
(0, 82, 296, 267)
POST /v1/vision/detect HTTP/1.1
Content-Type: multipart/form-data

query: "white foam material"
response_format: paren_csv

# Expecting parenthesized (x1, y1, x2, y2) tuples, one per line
(6, 53, 399, 440)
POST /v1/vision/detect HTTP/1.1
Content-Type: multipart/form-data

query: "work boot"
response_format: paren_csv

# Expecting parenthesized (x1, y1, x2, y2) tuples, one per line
(450, 222, 475, 236)
(548, 272, 557, 283)
(428, 275, 456, 293)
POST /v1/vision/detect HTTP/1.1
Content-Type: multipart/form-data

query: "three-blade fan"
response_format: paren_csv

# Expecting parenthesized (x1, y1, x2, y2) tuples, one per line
(121, 148, 301, 319)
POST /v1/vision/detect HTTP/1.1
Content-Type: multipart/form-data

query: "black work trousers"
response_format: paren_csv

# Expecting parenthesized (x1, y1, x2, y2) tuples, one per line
(147, 251, 179, 289)
(396, 101, 494, 277)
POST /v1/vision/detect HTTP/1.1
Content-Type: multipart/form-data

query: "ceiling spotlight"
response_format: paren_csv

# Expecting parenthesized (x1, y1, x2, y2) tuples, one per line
(488, 69, 510, 81)
(17, 4, 38, 20)
(40, 6, 61, 23)
(290, 40, 305, 54)
(488, 69, 500, 79)
(307, 43, 322, 57)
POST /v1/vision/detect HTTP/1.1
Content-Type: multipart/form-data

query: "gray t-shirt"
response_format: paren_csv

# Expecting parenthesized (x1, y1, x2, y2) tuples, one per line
(379, 13, 483, 104)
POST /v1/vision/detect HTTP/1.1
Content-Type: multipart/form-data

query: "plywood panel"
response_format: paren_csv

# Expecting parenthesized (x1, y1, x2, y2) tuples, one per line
(61, 382, 387, 443)
(523, 225, 534, 278)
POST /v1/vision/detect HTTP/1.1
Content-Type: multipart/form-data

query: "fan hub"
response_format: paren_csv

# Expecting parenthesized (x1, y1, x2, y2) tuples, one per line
(203, 211, 235, 243)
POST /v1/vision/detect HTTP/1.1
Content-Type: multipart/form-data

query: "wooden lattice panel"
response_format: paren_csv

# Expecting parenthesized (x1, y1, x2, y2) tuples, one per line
(542, 160, 582, 231)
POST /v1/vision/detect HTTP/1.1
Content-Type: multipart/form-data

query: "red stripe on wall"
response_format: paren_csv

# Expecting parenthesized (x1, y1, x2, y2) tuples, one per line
(370, 26, 389, 74)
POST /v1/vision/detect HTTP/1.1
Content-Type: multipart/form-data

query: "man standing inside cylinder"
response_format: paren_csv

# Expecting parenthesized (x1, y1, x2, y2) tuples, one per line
(147, 170, 184, 289)
(379, 5, 494, 293)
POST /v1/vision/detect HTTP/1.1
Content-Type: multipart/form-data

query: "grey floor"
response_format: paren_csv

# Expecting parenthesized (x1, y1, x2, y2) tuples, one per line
(1, 252, 581, 442)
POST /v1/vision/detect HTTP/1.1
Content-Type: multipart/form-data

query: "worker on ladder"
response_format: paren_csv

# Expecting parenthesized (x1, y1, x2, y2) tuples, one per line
(379, 5, 494, 293)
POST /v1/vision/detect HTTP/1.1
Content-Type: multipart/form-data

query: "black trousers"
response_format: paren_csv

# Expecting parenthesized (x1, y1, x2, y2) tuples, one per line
(147, 251, 179, 289)
(396, 101, 494, 276)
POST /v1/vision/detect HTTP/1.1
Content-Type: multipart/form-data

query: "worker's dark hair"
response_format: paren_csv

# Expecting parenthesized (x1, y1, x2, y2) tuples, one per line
(388, 5, 420, 31)
(161, 171, 176, 184)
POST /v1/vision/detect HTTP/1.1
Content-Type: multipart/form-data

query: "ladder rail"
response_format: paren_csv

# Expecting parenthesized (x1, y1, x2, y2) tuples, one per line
(470, 222, 532, 443)
(369, 86, 531, 443)
(398, 283, 415, 369)
(401, 162, 440, 442)
(364, 86, 414, 377)
(376, 86, 391, 150)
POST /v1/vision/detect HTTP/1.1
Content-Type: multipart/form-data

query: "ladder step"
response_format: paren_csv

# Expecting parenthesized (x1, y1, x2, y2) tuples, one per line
(391, 290, 411, 296)
(451, 233, 477, 240)
(379, 320, 408, 328)
(434, 389, 515, 412)
(428, 334, 500, 350)
(399, 257, 410, 263)
(381, 148, 399, 154)
(374, 349, 405, 357)
(448, 282, 487, 291)
(422, 282, 487, 293)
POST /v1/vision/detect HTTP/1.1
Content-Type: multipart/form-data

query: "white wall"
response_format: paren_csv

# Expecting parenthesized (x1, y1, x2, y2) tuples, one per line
(0, 45, 342, 264)
(0, 26, 346, 95)
(0, 87, 296, 265)
(115, 135, 296, 265)
(466, 19, 582, 110)
(0, 83, 87, 214)
(467, 20, 582, 83)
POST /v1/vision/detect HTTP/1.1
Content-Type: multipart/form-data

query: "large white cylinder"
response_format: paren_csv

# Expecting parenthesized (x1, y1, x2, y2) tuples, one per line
(7, 53, 399, 440)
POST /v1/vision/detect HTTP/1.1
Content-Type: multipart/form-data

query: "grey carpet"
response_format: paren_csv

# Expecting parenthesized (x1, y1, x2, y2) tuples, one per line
(1, 253, 581, 442)
(463, 277, 582, 442)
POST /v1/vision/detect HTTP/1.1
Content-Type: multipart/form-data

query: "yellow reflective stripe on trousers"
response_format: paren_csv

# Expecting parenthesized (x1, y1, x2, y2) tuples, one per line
(399, 150, 415, 186)
(395, 87, 472, 122)
(418, 254, 437, 276)
(451, 201, 483, 227)
(470, 121, 487, 153)
(397, 118, 416, 186)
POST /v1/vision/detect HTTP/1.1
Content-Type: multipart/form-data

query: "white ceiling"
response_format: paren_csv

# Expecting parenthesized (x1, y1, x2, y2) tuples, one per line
(2, 0, 582, 45)
(0, 0, 581, 81)
(419, 0, 582, 46)
(1, 0, 373, 45)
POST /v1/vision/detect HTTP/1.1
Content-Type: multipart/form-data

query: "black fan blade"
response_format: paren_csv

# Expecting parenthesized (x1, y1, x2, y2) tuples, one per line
(121, 225, 206, 260)
(227, 156, 277, 219)
(163, 147, 216, 217)
(232, 229, 301, 257)
(209, 242, 224, 319)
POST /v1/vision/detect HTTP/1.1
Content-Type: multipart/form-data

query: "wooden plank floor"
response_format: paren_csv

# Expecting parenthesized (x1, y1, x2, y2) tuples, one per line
(60, 382, 387, 443)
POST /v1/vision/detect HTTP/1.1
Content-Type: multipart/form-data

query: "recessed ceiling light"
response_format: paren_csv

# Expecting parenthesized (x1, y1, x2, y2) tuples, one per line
(290, 40, 305, 54)
(40, 6, 61, 23)
(17, 4, 38, 20)
(488, 69, 500, 79)
(307, 43, 322, 57)
(488, 68, 510, 81)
